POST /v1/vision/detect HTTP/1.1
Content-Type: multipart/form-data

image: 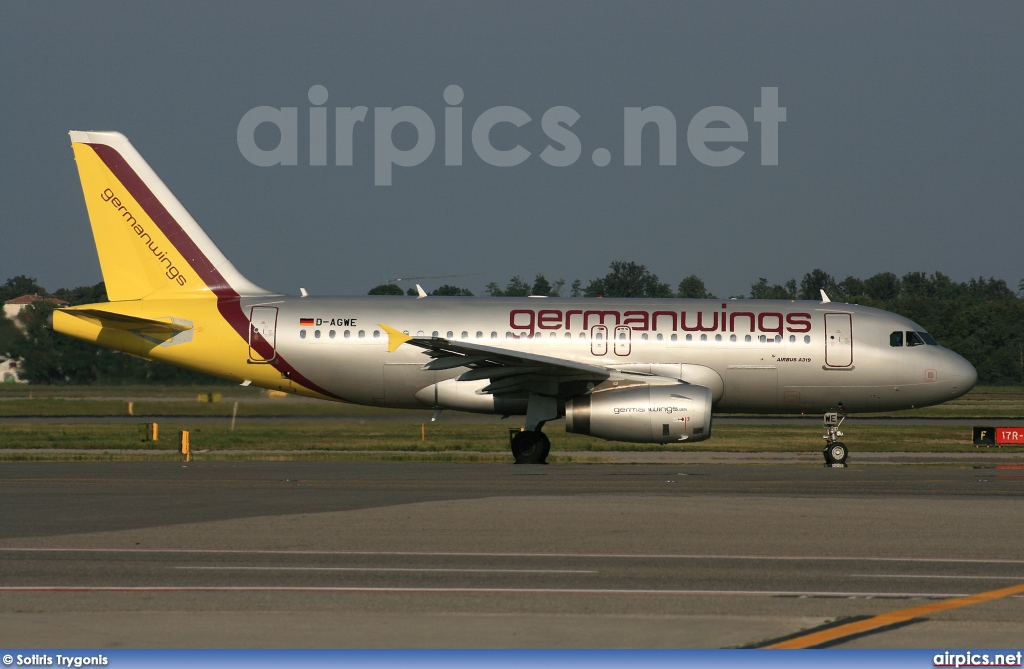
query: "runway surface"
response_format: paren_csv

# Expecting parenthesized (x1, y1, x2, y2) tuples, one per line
(1, 461, 1023, 648)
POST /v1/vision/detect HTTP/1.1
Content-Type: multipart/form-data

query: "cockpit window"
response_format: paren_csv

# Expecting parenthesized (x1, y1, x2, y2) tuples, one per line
(890, 331, 903, 347)
(918, 331, 938, 345)
(905, 331, 926, 347)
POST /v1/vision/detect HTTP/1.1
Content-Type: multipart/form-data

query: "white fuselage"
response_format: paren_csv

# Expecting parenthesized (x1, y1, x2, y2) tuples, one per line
(245, 296, 977, 414)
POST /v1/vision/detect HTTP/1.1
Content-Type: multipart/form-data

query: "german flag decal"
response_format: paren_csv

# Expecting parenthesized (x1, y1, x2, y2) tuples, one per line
(299, 318, 314, 326)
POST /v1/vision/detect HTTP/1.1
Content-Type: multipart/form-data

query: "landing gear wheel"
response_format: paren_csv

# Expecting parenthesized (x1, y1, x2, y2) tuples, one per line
(823, 442, 848, 467)
(511, 431, 550, 464)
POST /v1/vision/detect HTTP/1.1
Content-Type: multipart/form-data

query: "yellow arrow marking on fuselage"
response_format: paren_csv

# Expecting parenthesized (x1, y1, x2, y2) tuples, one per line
(379, 323, 413, 353)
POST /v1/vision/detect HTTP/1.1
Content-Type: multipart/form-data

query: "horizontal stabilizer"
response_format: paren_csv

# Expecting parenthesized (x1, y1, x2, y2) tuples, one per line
(59, 308, 192, 334)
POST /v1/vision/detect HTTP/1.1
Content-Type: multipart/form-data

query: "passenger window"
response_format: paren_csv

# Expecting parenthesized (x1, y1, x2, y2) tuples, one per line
(314, 330, 321, 339)
(789, 335, 795, 343)
(919, 331, 938, 345)
(358, 330, 365, 338)
(670, 334, 678, 342)
(618, 332, 626, 340)
(329, 330, 336, 339)
(657, 334, 664, 341)
(759, 335, 766, 343)
(906, 331, 925, 347)
(432, 331, 438, 338)
(803, 335, 810, 344)
(299, 330, 306, 339)
(890, 331, 903, 347)
(641, 333, 648, 341)
(373, 330, 380, 338)
(491, 332, 497, 339)
(447, 331, 454, 339)
(595, 332, 603, 340)
(476, 331, 483, 339)
(461, 331, 468, 339)
(564, 332, 571, 339)
(343, 330, 350, 338)
(744, 335, 751, 342)
(700, 334, 707, 341)
(685, 334, 692, 341)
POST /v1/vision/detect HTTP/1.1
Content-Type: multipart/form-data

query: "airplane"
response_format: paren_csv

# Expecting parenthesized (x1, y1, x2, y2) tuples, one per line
(53, 131, 978, 465)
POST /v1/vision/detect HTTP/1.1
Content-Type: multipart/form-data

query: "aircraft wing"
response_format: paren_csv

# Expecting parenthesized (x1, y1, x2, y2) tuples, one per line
(380, 323, 674, 396)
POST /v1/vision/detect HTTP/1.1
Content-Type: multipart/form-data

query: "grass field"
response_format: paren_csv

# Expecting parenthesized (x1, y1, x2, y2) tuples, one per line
(0, 385, 1022, 418)
(1, 385, 1021, 461)
(1, 420, 1020, 462)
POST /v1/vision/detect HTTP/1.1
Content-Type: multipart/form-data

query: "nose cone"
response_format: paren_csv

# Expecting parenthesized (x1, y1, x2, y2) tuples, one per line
(948, 352, 977, 399)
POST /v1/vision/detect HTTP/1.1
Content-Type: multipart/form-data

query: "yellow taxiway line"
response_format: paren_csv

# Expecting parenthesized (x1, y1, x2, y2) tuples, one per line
(765, 582, 1024, 648)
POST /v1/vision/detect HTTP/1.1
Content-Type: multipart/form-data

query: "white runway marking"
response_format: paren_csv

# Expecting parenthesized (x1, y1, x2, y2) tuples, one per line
(4, 547, 1024, 564)
(0, 585, 988, 598)
(175, 566, 596, 574)
(853, 574, 1024, 580)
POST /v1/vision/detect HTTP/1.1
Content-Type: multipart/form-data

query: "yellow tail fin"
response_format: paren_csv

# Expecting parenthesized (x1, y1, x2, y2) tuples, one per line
(69, 131, 269, 301)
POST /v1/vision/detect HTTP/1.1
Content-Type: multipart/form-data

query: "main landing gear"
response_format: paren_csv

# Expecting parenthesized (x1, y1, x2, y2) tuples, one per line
(511, 430, 551, 464)
(822, 411, 849, 467)
(511, 393, 558, 464)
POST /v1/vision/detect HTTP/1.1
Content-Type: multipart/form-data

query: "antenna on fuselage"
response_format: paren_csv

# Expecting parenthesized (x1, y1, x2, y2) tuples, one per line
(820, 289, 831, 303)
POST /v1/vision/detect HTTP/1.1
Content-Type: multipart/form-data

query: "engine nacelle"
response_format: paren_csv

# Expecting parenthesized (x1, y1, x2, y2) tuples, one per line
(565, 383, 713, 444)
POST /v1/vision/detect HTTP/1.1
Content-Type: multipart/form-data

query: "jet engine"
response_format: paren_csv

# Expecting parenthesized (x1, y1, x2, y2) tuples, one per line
(565, 383, 713, 444)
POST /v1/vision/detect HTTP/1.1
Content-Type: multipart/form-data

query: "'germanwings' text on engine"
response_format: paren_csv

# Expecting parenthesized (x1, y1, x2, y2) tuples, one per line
(55, 131, 977, 465)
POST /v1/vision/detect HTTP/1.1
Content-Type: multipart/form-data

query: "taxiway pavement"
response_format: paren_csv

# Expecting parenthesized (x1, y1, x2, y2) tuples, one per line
(1, 461, 1022, 648)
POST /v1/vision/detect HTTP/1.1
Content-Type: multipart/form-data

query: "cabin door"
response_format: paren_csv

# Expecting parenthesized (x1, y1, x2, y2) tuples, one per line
(824, 312, 853, 368)
(249, 306, 278, 363)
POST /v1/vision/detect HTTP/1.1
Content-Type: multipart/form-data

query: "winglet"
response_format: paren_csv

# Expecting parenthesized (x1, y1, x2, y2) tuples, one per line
(379, 323, 413, 353)
(416, 284, 427, 298)
(820, 289, 831, 303)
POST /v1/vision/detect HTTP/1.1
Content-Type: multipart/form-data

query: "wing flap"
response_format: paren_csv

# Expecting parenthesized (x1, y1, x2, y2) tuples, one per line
(380, 322, 612, 397)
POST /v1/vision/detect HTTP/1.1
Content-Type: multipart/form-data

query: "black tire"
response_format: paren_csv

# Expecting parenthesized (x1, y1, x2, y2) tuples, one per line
(511, 431, 550, 464)
(824, 442, 848, 465)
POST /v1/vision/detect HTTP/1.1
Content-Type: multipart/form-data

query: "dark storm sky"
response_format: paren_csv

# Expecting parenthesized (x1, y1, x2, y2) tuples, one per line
(1, 1, 1021, 298)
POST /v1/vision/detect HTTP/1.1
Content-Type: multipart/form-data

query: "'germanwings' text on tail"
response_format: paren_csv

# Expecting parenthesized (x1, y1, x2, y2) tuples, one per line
(57, 131, 977, 464)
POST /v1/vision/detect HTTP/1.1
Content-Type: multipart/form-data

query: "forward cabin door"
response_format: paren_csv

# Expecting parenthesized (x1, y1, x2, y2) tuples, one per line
(824, 312, 853, 368)
(248, 306, 278, 363)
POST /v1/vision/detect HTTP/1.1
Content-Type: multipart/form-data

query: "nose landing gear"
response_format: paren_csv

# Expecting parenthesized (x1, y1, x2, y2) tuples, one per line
(823, 411, 848, 467)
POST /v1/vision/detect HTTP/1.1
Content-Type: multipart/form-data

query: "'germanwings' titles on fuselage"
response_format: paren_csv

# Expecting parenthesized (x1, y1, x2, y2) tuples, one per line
(54, 131, 977, 463)
(244, 296, 976, 414)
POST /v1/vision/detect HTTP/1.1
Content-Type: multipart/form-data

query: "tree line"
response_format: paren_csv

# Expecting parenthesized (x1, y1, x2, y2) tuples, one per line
(0, 276, 222, 385)
(4, 265, 1024, 385)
